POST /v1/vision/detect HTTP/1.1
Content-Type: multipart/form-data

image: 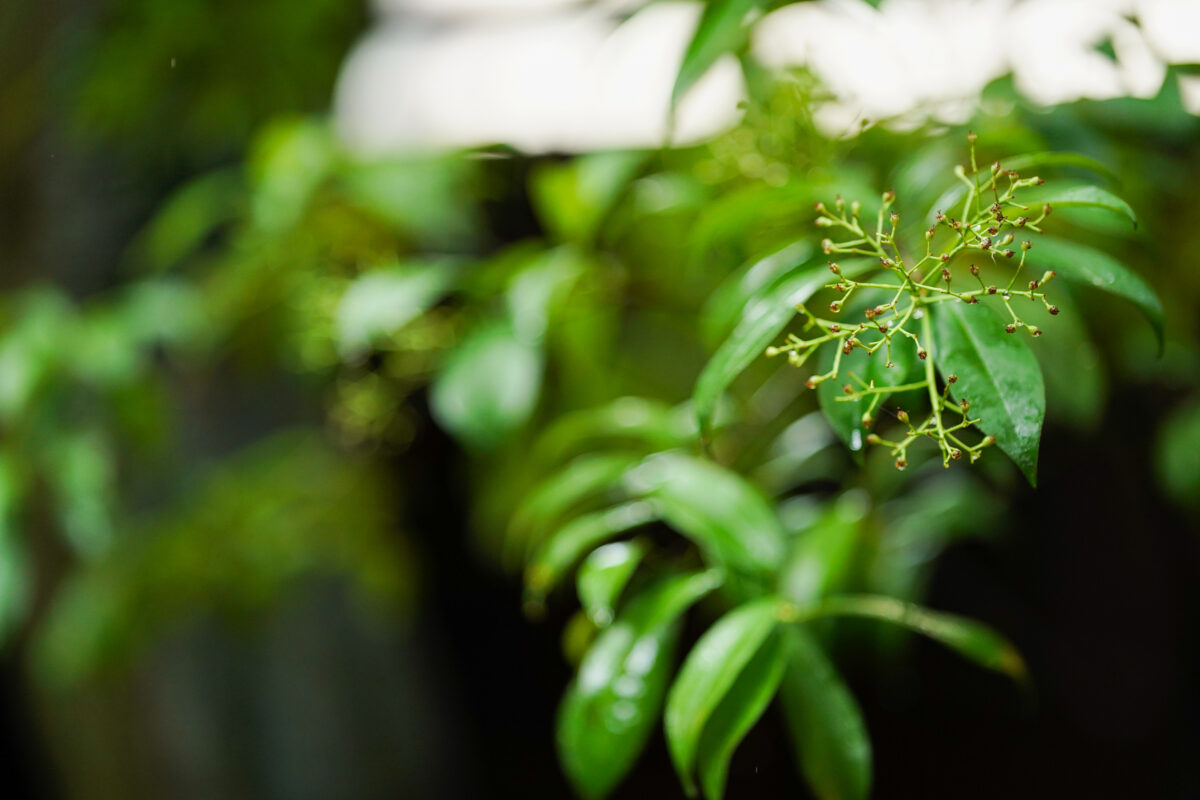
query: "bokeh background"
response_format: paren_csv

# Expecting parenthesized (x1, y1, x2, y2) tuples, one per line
(3, 0, 1200, 797)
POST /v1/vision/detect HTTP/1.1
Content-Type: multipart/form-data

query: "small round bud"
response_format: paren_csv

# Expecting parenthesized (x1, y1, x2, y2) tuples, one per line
(941, 267, 952, 281)
(967, 131, 977, 143)
(1032, 328, 1043, 337)
(1016, 217, 1028, 227)
(815, 216, 834, 227)
(987, 225, 998, 235)
(940, 253, 950, 263)
(880, 257, 894, 268)
(897, 409, 909, 423)
(1021, 240, 1032, 251)
(829, 302, 841, 313)
(969, 264, 980, 276)
(926, 227, 936, 239)
(889, 213, 900, 225)
(829, 262, 841, 274)
(851, 200, 861, 217)
(835, 283, 846, 292)
(1028, 280, 1039, 290)
(918, 349, 928, 360)
(950, 448, 963, 461)
(894, 457, 908, 470)
(864, 308, 876, 320)
(1043, 203, 1053, 216)
(822, 238, 834, 254)
(948, 374, 958, 384)
(877, 322, 889, 333)
(842, 341, 853, 355)
(999, 233, 1014, 246)
(1004, 323, 1016, 334)
(980, 237, 992, 250)
(1048, 306, 1059, 316)
(813, 202, 827, 213)
(830, 323, 841, 332)
(843, 384, 853, 395)
(882, 190, 896, 204)
(866, 433, 882, 445)
(1003, 249, 1015, 258)
(987, 285, 997, 294)
(960, 399, 970, 411)
(992, 161, 1002, 173)
(982, 435, 996, 446)
(805, 377, 816, 389)
(835, 195, 845, 210)
(935, 211, 946, 222)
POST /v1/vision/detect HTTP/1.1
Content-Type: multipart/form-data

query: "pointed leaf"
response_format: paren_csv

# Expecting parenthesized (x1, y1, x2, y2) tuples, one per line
(672, 0, 765, 106)
(577, 540, 649, 627)
(624, 453, 786, 576)
(527, 503, 658, 601)
(532, 397, 692, 466)
(805, 595, 1025, 680)
(696, 633, 787, 800)
(1028, 184, 1136, 227)
(694, 259, 871, 437)
(665, 597, 782, 796)
(558, 570, 724, 799)
(1027, 237, 1163, 350)
(931, 302, 1045, 486)
(702, 241, 814, 343)
(778, 626, 871, 800)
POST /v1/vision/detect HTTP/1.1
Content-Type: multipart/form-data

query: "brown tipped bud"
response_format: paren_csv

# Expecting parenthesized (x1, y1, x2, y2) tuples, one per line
(1029, 280, 1039, 290)
(843, 384, 853, 395)
(813, 201, 827, 212)
(805, 377, 817, 389)
(830, 323, 841, 332)
(992, 161, 1002, 173)
(967, 296, 979, 304)
(987, 285, 997, 294)
(940, 253, 950, 263)
(980, 237, 992, 250)
(1032, 328, 1043, 337)
(926, 227, 936, 239)
(951, 219, 962, 230)
(842, 341, 854, 355)
(894, 457, 908, 470)
(829, 262, 842, 274)
(885, 360, 895, 369)
(987, 225, 999, 235)
(1016, 216, 1028, 227)
(864, 308, 876, 320)
(835, 194, 845, 210)
(982, 435, 996, 446)
(877, 322, 889, 333)
(829, 301, 841, 313)
(1043, 203, 1053, 216)
(862, 415, 874, 428)
(835, 283, 846, 292)
(960, 399, 970, 411)
(1021, 240, 1032, 251)
(918, 349, 928, 360)
(969, 264, 980, 276)
(851, 200, 861, 216)
(880, 257, 894, 268)
(1036, 177, 1045, 185)
(941, 267, 952, 281)
(948, 374, 958, 384)
(1048, 306, 1060, 316)
(882, 190, 896, 204)
(897, 409, 909, 423)
(889, 212, 900, 225)
(822, 238, 834, 254)
(866, 433, 882, 445)
(1003, 249, 1015, 258)
(935, 211, 946, 222)
(950, 448, 963, 461)
(967, 131, 977, 143)
(1004, 323, 1016, 334)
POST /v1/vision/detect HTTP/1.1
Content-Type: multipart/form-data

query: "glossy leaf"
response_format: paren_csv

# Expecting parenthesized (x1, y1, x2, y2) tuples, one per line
(509, 454, 641, 557)
(780, 492, 869, 607)
(429, 320, 543, 450)
(532, 397, 692, 466)
(818, 332, 920, 453)
(577, 540, 649, 627)
(665, 597, 782, 795)
(1027, 184, 1137, 227)
(805, 595, 1026, 680)
(624, 452, 786, 576)
(694, 259, 870, 437)
(672, 0, 765, 106)
(696, 632, 787, 800)
(932, 302, 1045, 486)
(1028, 237, 1163, 350)
(778, 626, 871, 800)
(702, 240, 815, 344)
(527, 503, 658, 602)
(558, 570, 724, 799)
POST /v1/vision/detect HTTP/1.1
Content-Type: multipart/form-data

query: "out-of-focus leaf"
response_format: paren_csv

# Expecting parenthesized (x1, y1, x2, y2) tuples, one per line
(532, 397, 694, 466)
(341, 154, 480, 248)
(1022, 289, 1107, 431)
(696, 632, 786, 800)
(1028, 237, 1163, 351)
(672, 0, 766, 106)
(702, 240, 814, 343)
(558, 569, 724, 799)
(0, 454, 31, 645)
(0, 290, 71, 421)
(526, 503, 658, 602)
(818, 331, 920, 454)
(577, 540, 648, 627)
(531, 151, 646, 243)
(506, 247, 585, 344)
(509, 453, 641, 556)
(778, 626, 871, 800)
(665, 597, 782, 795)
(430, 320, 543, 450)
(1156, 398, 1200, 510)
(336, 258, 460, 359)
(803, 595, 1025, 680)
(780, 491, 868, 606)
(43, 429, 115, 559)
(130, 168, 245, 271)
(694, 258, 870, 437)
(248, 118, 335, 231)
(624, 452, 785, 576)
(932, 302, 1045, 486)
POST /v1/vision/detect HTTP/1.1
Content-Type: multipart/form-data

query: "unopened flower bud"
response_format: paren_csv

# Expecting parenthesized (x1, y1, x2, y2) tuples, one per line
(941, 267, 952, 281)
(1016, 217, 1028, 227)
(1021, 240, 1032, 251)
(830, 323, 841, 332)
(918, 349, 928, 360)
(960, 399, 970, 411)
(1043, 203, 1053, 216)
(1004, 323, 1016, 334)
(835, 195, 845, 210)
(894, 457, 907, 470)
(880, 257, 893, 268)
(1028, 280, 1039, 290)
(897, 409, 909, 423)
(889, 213, 900, 225)
(882, 190, 896, 204)
(948, 374, 958, 384)
(926, 227, 936, 239)
(842, 341, 853, 355)
(980, 237, 992, 250)
(969, 264, 980, 276)
(1048, 306, 1059, 316)
(829, 301, 841, 313)
(843, 384, 853, 395)
(940, 253, 950, 263)
(822, 238, 834, 254)
(987, 285, 997, 294)
(987, 225, 998, 235)
(813, 202, 827, 213)
(866, 433, 882, 445)
(950, 448, 963, 460)
(815, 216, 834, 227)
(829, 262, 841, 274)
(851, 200, 861, 217)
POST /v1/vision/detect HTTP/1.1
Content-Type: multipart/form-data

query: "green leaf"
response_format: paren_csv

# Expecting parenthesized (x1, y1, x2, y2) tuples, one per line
(1027, 237, 1164, 351)
(672, 0, 766, 106)
(696, 633, 787, 800)
(702, 240, 815, 344)
(1155, 398, 1200, 510)
(932, 302, 1045, 486)
(818, 331, 920, 453)
(624, 452, 786, 576)
(925, 151, 1118, 223)
(509, 453, 641, 557)
(577, 540, 649, 627)
(665, 597, 782, 796)
(430, 319, 543, 450)
(1028, 184, 1137, 227)
(525, 503, 657, 602)
(531, 151, 646, 243)
(336, 258, 460, 358)
(506, 246, 585, 344)
(694, 258, 870, 438)
(532, 397, 693, 466)
(804, 595, 1026, 680)
(558, 570, 724, 799)
(778, 626, 871, 800)
(779, 492, 868, 606)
